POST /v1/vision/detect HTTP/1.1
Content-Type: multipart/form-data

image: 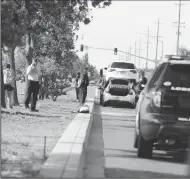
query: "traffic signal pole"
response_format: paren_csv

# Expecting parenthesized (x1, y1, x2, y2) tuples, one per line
(80, 45, 157, 64)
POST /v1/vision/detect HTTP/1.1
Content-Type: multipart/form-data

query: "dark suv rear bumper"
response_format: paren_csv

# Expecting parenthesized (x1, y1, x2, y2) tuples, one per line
(140, 113, 190, 149)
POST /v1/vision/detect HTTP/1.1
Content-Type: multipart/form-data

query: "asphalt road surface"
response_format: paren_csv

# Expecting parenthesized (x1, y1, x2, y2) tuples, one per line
(84, 87, 189, 178)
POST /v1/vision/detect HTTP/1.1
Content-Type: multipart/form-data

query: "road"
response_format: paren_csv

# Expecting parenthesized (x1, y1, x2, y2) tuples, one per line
(84, 86, 189, 178)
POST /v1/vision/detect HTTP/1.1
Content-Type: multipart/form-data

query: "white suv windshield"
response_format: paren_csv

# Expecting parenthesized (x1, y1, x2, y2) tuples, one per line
(111, 62, 135, 69)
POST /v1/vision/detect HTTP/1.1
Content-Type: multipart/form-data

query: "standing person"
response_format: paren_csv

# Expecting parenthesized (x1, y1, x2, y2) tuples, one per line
(75, 72, 81, 100)
(39, 77, 45, 100)
(78, 67, 89, 106)
(3, 64, 14, 109)
(25, 59, 40, 112)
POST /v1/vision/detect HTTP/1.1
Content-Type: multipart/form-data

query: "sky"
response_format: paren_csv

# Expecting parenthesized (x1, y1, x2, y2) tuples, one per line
(75, 0, 190, 70)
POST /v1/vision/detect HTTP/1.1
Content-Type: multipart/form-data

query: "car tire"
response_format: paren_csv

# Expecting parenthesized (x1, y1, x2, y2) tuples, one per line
(131, 102, 136, 109)
(134, 130, 139, 148)
(137, 134, 153, 159)
(103, 101, 108, 107)
(100, 95, 103, 106)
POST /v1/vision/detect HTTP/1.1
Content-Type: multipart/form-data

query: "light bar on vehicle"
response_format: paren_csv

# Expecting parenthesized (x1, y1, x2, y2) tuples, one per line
(165, 55, 190, 61)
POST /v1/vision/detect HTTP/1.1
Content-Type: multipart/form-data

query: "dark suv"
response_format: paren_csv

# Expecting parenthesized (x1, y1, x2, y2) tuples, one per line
(134, 55, 190, 159)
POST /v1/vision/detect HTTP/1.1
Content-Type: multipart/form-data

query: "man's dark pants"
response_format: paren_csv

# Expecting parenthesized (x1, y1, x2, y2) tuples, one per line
(25, 80, 39, 110)
(75, 87, 79, 99)
(79, 86, 87, 105)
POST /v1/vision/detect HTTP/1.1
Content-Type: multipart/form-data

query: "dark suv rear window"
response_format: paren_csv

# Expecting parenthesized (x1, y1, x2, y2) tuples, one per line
(164, 64, 190, 87)
(111, 62, 135, 69)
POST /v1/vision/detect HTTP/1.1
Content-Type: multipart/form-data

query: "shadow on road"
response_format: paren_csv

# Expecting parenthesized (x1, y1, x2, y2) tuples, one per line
(110, 103, 135, 109)
(105, 167, 187, 178)
(83, 103, 105, 178)
(104, 148, 188, 164)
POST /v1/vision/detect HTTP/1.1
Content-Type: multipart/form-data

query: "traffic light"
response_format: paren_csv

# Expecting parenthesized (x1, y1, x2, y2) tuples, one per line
(114, 48, 118, 55)
(80, 44, 84, 51)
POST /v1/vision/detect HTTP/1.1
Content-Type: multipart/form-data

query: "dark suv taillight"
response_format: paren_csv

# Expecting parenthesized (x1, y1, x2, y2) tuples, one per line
(145, 89, 161, 108)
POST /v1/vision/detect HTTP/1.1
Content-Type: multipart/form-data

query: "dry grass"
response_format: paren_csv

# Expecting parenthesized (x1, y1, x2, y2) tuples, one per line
(1, 82, 80, 177)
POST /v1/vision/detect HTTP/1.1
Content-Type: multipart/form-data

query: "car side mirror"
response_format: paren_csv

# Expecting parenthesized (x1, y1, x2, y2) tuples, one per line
(104, 67, 107, 70)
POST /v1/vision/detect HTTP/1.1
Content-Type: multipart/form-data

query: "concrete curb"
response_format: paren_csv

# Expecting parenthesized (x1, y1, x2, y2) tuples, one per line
(38, 98, 95, 178)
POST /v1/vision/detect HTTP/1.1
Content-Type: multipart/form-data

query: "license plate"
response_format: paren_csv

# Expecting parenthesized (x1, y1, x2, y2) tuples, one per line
(120, 71, 126, 74)
(115, 96, 122, 100)
(178, 117, 190, 122)
(110, 85, 127, 89)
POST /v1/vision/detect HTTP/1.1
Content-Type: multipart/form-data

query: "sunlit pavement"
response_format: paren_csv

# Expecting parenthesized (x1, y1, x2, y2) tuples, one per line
(84, 87, 189, 178)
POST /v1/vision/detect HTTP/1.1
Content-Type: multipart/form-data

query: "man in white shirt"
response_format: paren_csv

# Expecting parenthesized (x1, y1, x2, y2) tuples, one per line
(25, 59, 40, 112)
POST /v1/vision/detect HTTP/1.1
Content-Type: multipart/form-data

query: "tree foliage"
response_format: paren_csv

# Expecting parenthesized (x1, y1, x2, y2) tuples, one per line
(179, 46, 190, 56)
(1, 0, 111, 105)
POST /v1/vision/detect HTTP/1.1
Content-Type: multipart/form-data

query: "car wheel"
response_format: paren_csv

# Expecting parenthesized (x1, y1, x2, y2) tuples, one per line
(100, 94, 103, 105)
(137, 134, 153, 159)
(173, 151, 186, 163)
(103, 101, 108, 107)
(134, 130, 139, 148)
(130, 102, 136, 109)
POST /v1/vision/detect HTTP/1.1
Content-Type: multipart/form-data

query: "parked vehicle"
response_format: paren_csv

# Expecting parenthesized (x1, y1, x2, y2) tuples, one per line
(134, 55, 190, 159)
(99, 61, 139, 108)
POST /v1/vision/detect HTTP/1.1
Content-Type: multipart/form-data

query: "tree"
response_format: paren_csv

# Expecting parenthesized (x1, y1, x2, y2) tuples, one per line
(2, 0, 112, 103)
(1, 53, 6, 108)
(1, 0, 26, 106)
(179, 46, 190, 56)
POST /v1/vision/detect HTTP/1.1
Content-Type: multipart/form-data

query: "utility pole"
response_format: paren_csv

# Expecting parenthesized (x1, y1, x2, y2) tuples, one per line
(173, 0, 185, 55)
(177, 0, 181, 55)
(139, 37, 141, 69)
(146, 26, 150, 69)
(135, 41, 137, 66)
(155, 18, 160, 61)
(161, 41, 164, 59)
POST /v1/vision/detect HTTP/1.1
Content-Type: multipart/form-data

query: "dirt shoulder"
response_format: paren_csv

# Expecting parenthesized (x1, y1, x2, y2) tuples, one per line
(1, 88, 80, 178)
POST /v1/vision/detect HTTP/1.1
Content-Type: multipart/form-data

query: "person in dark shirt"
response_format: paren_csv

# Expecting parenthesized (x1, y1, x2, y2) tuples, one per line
(78, 67, 89, 106)
(75, 72, 81, 100)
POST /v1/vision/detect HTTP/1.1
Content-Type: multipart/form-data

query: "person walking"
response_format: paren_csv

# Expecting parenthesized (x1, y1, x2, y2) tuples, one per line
(75, 72, 81, 100)
(25, 58, 40, 112)
(78, 67, 89, 106)
(3, 64, 14, 109)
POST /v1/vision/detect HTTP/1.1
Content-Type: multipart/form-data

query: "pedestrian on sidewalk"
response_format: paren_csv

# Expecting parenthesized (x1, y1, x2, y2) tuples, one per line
(74, 72, 81, 100)
(78, 67, 89, 106)
(39, 77, 45, 100)
(3, 64, 14, 109)
(25, 58, 40, 112)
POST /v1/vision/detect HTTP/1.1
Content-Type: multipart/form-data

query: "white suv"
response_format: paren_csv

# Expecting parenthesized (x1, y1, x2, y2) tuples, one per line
(105, 61, 138, 83)
(100, 61, 138, 107)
